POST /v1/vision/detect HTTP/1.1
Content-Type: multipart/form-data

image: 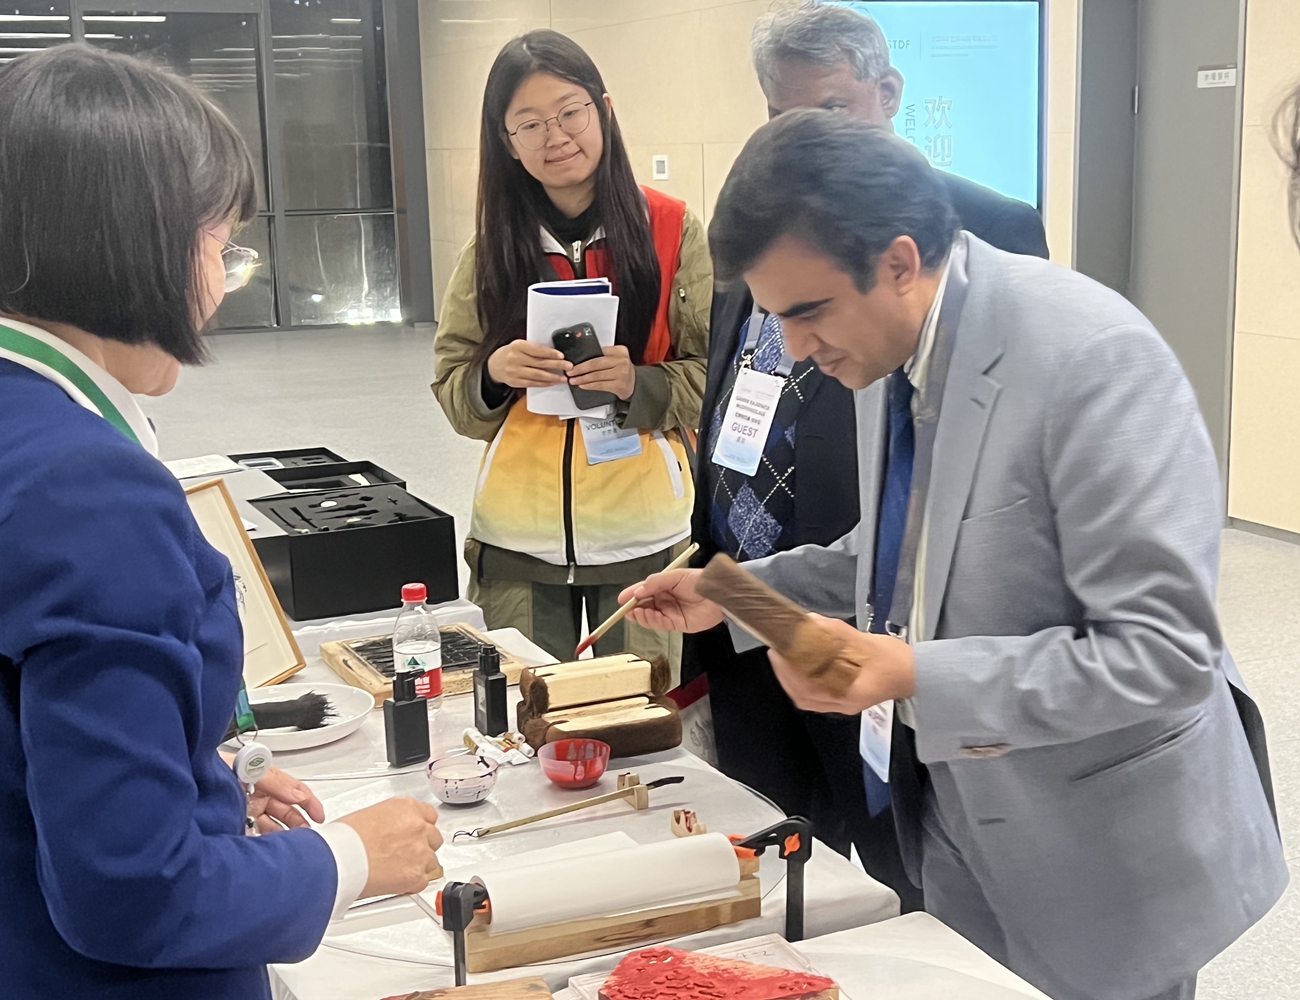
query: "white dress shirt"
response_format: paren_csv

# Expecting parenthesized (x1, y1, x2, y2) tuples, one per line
(876, 256, 951, 734)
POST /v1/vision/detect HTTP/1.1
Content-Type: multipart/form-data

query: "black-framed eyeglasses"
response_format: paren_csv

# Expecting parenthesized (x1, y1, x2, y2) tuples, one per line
(507, 101, 595, 151)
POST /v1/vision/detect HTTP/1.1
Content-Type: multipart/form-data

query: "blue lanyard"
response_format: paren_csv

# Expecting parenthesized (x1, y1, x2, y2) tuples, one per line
(739, 303, 795, 378)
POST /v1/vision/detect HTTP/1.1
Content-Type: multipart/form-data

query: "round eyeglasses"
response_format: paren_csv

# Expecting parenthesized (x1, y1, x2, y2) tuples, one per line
(507, 101, 595, 151)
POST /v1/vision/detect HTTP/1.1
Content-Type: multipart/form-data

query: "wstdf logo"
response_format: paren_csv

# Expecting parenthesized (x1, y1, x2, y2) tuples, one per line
(889, 38, 911, 50)
(407, 656, 423, 668)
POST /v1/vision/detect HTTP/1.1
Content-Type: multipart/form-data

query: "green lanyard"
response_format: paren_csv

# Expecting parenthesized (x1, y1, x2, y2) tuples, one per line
(234, 679, 256, 735)
(0, 322, 142, 447)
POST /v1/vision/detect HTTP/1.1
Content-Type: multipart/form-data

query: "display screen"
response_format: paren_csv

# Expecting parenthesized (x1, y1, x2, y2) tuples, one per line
(833, 2, 1042, 206)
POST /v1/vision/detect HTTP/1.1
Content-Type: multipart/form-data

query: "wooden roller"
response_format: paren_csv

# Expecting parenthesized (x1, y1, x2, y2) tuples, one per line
(696, 554, 860, 697)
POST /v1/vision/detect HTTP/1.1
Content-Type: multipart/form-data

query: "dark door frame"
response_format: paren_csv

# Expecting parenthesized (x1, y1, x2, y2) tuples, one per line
(70, 0, 433, 331)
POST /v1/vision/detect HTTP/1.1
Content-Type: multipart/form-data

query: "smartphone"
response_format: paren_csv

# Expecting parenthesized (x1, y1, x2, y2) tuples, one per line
(552, 323, 617, 410)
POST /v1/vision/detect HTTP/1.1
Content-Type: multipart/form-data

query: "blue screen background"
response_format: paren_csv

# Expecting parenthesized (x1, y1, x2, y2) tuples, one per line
(833, 2, 1041, 206)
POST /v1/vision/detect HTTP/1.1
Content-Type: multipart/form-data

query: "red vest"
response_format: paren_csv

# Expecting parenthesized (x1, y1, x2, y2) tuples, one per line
(544, 186, 687, 366)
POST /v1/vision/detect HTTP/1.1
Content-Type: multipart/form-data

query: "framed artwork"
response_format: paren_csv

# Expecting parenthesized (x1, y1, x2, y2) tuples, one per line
(184, 478, 305, 687)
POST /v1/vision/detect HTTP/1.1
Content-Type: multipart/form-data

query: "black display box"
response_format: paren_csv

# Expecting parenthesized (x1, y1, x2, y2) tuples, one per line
(230, 447, 347, 471)
(248, 483, 458, 622)
(260, 460, 405, 494)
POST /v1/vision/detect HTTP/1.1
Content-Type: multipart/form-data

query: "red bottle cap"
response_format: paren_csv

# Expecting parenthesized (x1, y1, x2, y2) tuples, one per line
(401, 582, 427, 603)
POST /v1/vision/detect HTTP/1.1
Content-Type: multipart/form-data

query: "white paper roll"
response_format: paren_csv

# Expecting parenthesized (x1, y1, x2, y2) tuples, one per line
(474, 832, 743, 935)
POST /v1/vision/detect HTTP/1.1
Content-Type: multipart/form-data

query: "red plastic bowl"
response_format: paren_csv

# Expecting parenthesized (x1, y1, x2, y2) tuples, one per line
(538, 738, 611, 789)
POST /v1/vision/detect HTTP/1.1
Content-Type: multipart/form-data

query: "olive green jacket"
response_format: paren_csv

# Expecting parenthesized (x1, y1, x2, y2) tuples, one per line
(432, 209, 712, 443)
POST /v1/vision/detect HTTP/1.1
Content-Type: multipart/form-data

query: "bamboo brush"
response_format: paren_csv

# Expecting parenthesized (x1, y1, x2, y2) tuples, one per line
(573, 543, 699, 659)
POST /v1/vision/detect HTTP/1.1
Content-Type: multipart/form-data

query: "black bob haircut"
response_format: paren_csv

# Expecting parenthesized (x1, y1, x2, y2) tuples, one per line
(709, 109, 959, 290)
(0, 45, 257, 364)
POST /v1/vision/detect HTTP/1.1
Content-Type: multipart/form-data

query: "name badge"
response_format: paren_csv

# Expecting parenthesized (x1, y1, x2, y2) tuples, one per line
(579, 415, 643, 465)
(860, 699, 893, 783)
(711, 367, 784, 477)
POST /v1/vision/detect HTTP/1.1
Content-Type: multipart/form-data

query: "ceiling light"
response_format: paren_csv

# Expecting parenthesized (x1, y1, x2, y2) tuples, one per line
(0, 32, 67, 38)
(0, 14, 69, 21)
(330, 18, 361, 24)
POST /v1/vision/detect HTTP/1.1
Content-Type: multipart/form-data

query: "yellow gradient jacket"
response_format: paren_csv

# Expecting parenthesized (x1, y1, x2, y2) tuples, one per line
(432, 188, 711, 570)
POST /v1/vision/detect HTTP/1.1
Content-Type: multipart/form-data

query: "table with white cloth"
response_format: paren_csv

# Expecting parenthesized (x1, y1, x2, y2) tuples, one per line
(267, 623, 900, 1000)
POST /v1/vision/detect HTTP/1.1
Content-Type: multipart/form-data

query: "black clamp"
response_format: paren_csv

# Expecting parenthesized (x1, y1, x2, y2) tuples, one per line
(735, 816, 814, 942)
(440, 880, 490, 986)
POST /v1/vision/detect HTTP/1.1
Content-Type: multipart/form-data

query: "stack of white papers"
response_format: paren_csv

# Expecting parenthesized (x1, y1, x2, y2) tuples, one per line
(526, 278, 620, 419)
(163, 454, 245, 480)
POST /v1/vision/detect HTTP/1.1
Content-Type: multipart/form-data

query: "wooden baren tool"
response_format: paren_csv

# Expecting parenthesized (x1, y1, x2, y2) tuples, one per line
(695, 554, 859, 697)
(451, 772, 684, 841)
(599, 948, 838, 1000)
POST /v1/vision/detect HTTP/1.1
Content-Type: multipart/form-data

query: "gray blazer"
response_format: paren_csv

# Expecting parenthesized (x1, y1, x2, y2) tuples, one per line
(743, 234, 1287, 996)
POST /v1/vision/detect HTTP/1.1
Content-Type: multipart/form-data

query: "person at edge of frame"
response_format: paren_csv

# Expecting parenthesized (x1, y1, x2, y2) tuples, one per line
(626, 109, 1285, 1000)
(0, 46, 442, 1000)
(682, 1, 1048, 912)
(432, 29, 710, 674)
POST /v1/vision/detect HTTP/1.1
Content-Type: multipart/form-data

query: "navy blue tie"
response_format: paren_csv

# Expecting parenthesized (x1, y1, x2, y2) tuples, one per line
(863, 368, 914, 816)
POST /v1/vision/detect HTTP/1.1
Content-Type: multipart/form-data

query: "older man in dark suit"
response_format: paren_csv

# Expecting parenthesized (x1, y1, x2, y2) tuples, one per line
(685, 3, 1048, 912)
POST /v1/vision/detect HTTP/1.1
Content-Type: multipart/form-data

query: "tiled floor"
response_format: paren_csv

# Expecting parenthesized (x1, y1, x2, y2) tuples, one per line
(142, 326, 1300, 998)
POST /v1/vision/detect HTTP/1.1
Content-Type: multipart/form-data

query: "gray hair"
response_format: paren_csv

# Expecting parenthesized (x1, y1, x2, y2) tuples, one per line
(752, 3, 892, 88)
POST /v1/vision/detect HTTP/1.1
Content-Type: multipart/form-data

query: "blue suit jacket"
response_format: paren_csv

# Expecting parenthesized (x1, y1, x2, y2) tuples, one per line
(0, 361, 337, 999)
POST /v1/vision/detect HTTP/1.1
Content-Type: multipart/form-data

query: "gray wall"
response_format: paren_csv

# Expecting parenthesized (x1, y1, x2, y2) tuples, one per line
(1074, 0, 1138, 296)
(1074, 0, 1244, 473)
(1127, 0, 1243, 472)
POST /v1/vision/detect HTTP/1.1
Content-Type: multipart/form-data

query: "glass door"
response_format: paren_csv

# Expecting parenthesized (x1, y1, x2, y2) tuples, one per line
(61, 0, 405, 332)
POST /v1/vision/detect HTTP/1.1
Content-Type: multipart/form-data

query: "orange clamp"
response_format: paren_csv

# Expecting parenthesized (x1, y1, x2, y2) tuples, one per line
(783, 832, 802, 856)
(728, 833, 759, 860)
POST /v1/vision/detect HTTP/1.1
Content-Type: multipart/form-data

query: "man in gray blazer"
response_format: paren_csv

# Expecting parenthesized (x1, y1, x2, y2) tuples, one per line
(624, 111, 1286, 1000)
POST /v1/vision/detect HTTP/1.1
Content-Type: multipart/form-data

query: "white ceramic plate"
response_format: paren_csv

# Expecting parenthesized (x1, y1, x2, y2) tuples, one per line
(246, 682, 375, 752)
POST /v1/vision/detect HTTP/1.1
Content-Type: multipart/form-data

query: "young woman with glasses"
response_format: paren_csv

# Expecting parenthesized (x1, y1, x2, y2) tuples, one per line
(0, 46, 443, 1000)
(434, 30, 711, 667)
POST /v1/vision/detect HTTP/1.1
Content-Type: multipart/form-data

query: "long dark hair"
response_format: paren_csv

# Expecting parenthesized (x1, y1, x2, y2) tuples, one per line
(0, 45, 256, 364)
(472, 30, 660, 367)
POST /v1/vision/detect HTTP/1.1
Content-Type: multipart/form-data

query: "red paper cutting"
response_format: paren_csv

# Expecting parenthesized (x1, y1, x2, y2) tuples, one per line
(598, 948, 838, 1000)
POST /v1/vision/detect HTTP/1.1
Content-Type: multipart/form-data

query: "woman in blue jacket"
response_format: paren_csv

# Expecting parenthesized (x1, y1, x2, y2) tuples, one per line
(0, 47, 443, 1000)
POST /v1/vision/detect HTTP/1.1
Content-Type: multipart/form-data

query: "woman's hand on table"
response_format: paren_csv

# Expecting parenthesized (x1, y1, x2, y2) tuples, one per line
(488, 339, 571, 388)
(568, 344, 636, 401)
(338, 798, 444, 898)
(248, 766, 327, 833)
(219, 752, 327, 833)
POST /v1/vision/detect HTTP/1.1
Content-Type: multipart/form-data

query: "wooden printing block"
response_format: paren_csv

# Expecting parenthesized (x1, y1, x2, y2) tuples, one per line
(518, 654, 666, 717)
(519, 695, 683, 758)
(695, 555, 859, 697)
(598, 947, 838, 1000)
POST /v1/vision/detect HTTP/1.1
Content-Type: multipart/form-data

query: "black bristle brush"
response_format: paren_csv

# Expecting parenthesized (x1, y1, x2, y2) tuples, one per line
(224, 692, 337, 741)
(253, 691, 337, 731)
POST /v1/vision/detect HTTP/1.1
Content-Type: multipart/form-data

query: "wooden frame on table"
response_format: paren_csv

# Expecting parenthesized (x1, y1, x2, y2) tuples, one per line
(183, 478, 304, 687)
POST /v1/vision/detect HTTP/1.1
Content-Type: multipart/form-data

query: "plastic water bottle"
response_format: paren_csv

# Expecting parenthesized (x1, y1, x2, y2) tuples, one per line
(392, 582, 442, 711)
